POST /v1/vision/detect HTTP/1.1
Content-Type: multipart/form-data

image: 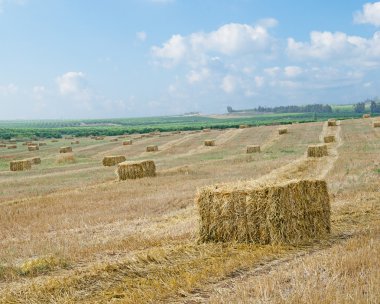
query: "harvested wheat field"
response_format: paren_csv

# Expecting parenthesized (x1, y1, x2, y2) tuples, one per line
(0, 119, 379, 303)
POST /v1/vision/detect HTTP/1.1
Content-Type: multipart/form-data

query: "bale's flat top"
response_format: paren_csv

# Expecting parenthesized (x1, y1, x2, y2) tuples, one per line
(119, 160, 154, 166)
(308, 144, 327, 148)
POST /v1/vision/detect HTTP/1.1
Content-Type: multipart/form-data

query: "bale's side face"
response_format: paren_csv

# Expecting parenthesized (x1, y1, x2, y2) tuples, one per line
(246, 145, 260, 153)
(146, 145, 158, 152)
(307, 144, 328, 157)
(196, 179, 330, 245)
(59, 147, 72, 153)
(123, 140, 132, 145)
(28, 145, 39, 151)
(374, 121, 380, 128)
(102, 155, 127, 166)
(117, 160, 156, 180)
(10, 160, 32, 171)
(323, 136, 335, 143)
(278, 128, 287, 135)
(204, 140, 215, 146)
(328, 120, 337, 126)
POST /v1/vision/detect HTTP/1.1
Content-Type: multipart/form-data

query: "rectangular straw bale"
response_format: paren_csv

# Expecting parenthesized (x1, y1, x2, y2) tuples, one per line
(10, 159, 32, 171)
(29, 157, 41, 165)
(363, 114, 370, 118)
(7, 145, 17, 149)
(71, 140, 80, 145)
(203, 128, 211, 132)
(171, 131, 181, 134)
(239, 124, 249, 129)
(28, 145, 39, 151)
(204, 140, 215, 146)
(102, 155, 127, 166)
(95, 136, 105, 140)
(374, 121, 380, 128)
(117, 160, 156, 180)
(196, 179, 330, 244)
(110, 138, 118, 142)
(59, 146, 72, 153)
(323, 135, 335, 143)
(0, 144, 6, 148)
(38, 142, 47, 146)
(327, 119, 337, 126)
(278, 128, 288, 135)
(123, 140, 133, 145)
(246, 145, 260, 153)
(146, 145, 158, 152)
(307, 144, 328, 157)
(51, 139, 59, 142)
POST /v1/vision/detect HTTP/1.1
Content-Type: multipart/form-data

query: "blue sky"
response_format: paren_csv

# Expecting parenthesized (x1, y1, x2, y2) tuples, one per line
(0, 0, 379, 119)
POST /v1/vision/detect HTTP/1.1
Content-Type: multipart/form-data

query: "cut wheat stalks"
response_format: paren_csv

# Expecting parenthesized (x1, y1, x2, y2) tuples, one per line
(307, 144, 328, 157)
(196, 179, 330, 244)
(102, 155, 127, 166)
(117, 160, 156, 180)
(246, 145, 261, 153)
(10, 159, 32, 171)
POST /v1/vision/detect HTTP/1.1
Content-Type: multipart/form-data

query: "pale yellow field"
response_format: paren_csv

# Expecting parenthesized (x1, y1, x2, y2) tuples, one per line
(0, 118, 379, 303)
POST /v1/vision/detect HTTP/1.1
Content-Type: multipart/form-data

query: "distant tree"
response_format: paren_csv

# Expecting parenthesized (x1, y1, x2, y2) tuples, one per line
(370, 100, 380, 113)
(354, 102, 365, 113)
(227, 106, 234, 113)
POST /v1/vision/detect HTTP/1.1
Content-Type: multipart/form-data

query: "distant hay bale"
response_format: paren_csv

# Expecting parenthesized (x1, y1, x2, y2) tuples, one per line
(110, 138, 118, 142)
(246, 145, 261, 153)
(204, 140, 215, 146)
(7, 145, 17, 149)
(65, 136, 74, 140)
(29, 157, 41, 165)
(327, 119, 337, 126)
(363, 114, 370, 118)
(102, 155, 127, 166)
(95, 136, 105, 140)
(117, 160, 156, 180)
(307, 144, 328, 157)
(278, 128, 288, 135)
(118, 135, 127, 139)
(57, 153, 76, 164)
(59, 146, 72, 153)
(51, 139, 59, 142)
(0, 144, 6, 148)
(171, 131, 181, 134)
(28, 145, 39, 151)
(10, 159, 32, 171)
(373, 121, 380, 128)
(123, 140, 133, 145)
(323, 135, 335, 143)
(27, 142, 36, 146)
(38, 142, 47, 146)
(146, 145, 158, 152)
(71, 140, 80, 145)
(203, 128, 211, 132)
(239, 124, 249, 129)
(196, 179, 330, 244)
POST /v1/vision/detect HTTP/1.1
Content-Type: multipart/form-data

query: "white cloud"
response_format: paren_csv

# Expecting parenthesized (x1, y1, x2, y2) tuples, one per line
(56, 72, 88, 96)
(221, 75, 237, 93)
(0, 0, 26, 13)
(284, 66, 303, 77)
(151, 34, 187, 67)
(32, 85, 45, 100)
(354, 2, 380, 26)
(136, 31, 147, 42)
(186, 68, 210, 84)
(0, 83, 18, 95)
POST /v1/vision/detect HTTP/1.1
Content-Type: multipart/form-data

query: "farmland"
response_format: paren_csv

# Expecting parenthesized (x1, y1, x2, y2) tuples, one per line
(0, 116, 379, 303)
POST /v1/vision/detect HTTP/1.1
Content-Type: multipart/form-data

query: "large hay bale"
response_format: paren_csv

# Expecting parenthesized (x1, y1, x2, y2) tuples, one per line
(363, 114, 370, 118)
(146, 145, 158, 152)
(59, 146, 72, 153)
(327, 119, 337, 126)
(7, 145, 17, 149)
(278, 128, 288, 135)
(323, 135, 335, 143)
(307, 144, 328, 157)
(117, 160, 156, 180)
(196, 179, 330, 244)
(28, 145, 39, 151)
(204, 140, 215, 146)
(123, 140, 133, 145)
(10, 159, 32, 171)
(29, 157, 41, 165)
(373, 121, 380, 128)
(102, 155, 127, 166)
(246, 145, 261, 153)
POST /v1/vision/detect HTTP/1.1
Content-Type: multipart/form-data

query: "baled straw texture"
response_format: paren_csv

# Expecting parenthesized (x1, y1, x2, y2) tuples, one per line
(204, 140, 215, 146)
(102, 155, 127, 167)
(307, 144, 328, 157)
(7, 145, 17, 149)
(28, 145, 39, 151)
(196, 179, 330, 245)
(38, 142, 47, 146)
(60, 146, 72, 153)
(278, 128, 288, 135)
(327, 119, 337, 126)
(146, 145, 158, 152)
(117, 160, 156, 180)
(110, 138, 118, 142)
(363, 114, 370, 118)
(29, 157, 41, 165)
(246, 145, 261, 153)
(10, 159, 32, 171)
(123, 140, 133, 145)
(323, 135, 335, 143)
(373, 121, 380, 128)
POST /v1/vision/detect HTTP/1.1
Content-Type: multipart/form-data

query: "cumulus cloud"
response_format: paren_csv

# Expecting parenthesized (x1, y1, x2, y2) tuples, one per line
(56, 72, 90, 99)
(151, 34, 187, 67)
(0, 83, 18, 95)
(187, 68, 210, 84)
(284, 66, 303, 77)
(354, 1, 380, 26)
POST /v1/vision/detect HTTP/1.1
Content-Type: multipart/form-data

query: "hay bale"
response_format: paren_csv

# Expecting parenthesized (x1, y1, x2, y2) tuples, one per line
(196, 179, 330, 244)
(110, 138, 118, 142)
(28, 145, 39, 151)
(7, 145, 17, 149)
(71, 141, 80, 145)
(363, 114, 370, 118)
(239, 124, 249, 129)
(65, 136, 74, 140)
(10, 159, 32, 171)
(117, 160, 156, 180)
(171, 131, 181, 134)
(278, 128, 288, 135)
(373, 121, 380, 128)
(38, 142, 47, 146)
(51, 139, 59, 142)
(203, 128, 211, 132)
(29, 157, 41, 165)
(204, 140, 215, 146)
(307, 144, 328, 157)
(327, 119, 337, 126)
(27, 142, 36, 146)
(118, 135, 127, 139)
(146, 145, 158, 152)
(123, 140, 133, 145)
(95, 136, 105, 140)
(246, 145, 261, 153)
(323, 135, 335, 143)
(59, 146, 72, 153)
(102, 155, 127, 166)
(0, 144, 6, 148)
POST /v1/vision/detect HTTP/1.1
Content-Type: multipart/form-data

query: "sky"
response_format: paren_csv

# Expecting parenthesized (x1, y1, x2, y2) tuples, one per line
(0, 0, 380, 119)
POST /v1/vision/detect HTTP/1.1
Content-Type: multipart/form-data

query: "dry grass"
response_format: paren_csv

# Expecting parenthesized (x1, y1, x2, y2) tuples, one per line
(56, 153, 76, 164)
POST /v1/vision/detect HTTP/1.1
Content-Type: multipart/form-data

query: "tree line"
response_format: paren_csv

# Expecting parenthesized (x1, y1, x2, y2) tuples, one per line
(227, 104, 333, 113)
(353, 99, 380, 113)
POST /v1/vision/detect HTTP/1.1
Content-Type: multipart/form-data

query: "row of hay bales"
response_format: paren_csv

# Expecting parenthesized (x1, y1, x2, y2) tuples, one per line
(9, 157, 41, 171)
